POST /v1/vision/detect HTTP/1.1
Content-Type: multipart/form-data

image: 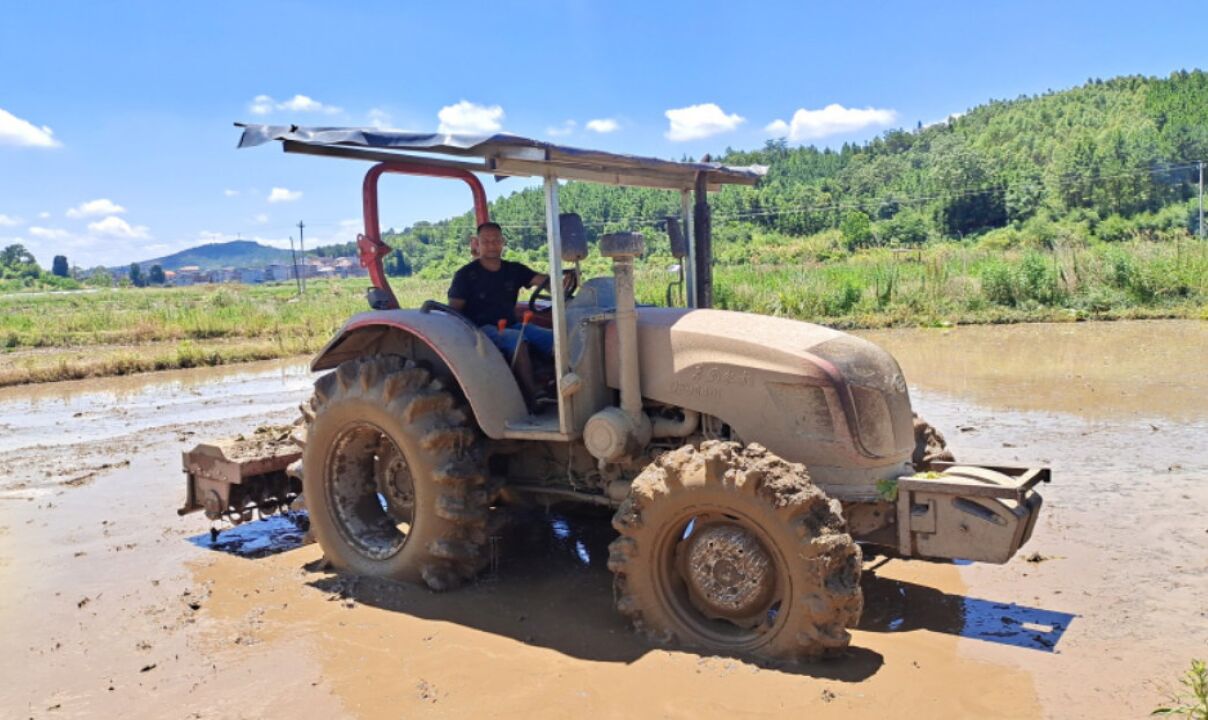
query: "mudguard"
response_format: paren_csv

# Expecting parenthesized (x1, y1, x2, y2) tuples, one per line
(310, 309, 527, 439)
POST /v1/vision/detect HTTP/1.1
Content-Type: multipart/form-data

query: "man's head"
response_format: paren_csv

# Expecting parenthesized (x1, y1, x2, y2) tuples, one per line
(475, 221, 504, 260)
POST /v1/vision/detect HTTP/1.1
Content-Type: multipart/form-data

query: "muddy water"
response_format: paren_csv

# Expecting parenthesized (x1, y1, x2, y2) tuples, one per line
(0, 320, 1204, 719)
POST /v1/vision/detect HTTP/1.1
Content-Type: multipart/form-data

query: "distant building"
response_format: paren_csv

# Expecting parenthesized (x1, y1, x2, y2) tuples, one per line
(333, 256, 368, 278)
(237, 268, 264, 284)
(265, 263, 296, 282)
(173, 265, 202, 286)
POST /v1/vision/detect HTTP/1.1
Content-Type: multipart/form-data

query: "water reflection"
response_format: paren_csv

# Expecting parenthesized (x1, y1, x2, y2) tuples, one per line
(189, 512, 310, 558)
(860, 567, 1073, 652)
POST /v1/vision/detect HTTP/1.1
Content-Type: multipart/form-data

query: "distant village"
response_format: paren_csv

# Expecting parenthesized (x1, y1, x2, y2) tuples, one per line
(86, 255, 371, 286)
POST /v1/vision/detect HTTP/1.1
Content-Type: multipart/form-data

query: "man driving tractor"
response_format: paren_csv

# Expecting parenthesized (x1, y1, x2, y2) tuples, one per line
(447, 221, 556, 359)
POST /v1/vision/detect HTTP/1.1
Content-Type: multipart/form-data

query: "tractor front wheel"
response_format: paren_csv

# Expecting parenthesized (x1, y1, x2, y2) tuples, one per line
(608, 441, 863, 662)
(301, 355, 492, 591)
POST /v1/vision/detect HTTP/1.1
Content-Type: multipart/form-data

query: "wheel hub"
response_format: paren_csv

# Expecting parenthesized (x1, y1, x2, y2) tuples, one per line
(377, 442, 414, 522)
(681, 523, 775, 621)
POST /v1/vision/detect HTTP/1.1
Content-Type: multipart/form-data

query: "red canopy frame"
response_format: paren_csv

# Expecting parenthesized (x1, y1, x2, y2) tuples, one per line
(358, 160, 489, 309)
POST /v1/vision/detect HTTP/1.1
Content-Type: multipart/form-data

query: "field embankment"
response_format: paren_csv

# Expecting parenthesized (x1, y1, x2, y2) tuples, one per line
(3, 238, 1206, 387)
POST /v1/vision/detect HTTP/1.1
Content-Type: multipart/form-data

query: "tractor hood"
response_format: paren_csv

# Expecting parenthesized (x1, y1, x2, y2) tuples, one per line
(603, 308, 916, 474)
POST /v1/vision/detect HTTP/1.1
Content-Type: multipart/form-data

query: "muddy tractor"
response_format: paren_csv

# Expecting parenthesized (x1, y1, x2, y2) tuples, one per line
(180, 125, 1047, 662)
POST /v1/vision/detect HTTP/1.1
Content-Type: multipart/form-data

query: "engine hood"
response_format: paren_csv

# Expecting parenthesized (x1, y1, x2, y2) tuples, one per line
(603, 308, 916, 473)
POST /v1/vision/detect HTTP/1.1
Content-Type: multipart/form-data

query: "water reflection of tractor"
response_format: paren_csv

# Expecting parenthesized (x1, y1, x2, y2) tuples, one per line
(180, 124, 1048, 663)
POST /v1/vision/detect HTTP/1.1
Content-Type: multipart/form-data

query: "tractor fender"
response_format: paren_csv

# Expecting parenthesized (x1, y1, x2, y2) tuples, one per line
(310, 309, 527, 439)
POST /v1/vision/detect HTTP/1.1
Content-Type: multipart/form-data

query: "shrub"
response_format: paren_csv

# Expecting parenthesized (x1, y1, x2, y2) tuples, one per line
(1097, 214, 1133, 243)
(979, 259, 1016, 306)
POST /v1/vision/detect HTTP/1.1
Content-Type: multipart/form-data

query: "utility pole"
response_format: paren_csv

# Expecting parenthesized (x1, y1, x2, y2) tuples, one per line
(1199, 161, 1204, 240)
(288, 235, 302, 295)
(297, 220, 307, 294)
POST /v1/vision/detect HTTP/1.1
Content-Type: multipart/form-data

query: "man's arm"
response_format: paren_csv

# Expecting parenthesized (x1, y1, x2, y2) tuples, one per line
(447, 268, 469, 312)
(527, 271, 576, 291)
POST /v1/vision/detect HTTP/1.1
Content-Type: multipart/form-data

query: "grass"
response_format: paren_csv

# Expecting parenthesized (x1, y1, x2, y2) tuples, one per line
(2, 238, 1206, 387)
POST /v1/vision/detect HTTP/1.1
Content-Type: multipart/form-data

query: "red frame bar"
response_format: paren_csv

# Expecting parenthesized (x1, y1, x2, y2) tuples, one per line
(358, 160, 489, 309)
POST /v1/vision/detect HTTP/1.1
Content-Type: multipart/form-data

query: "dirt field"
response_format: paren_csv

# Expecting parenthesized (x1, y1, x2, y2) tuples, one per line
(1, 320, 1205, 719)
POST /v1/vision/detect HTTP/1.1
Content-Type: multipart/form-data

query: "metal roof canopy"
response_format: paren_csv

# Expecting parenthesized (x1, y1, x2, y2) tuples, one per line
(236, 124, 766, 192)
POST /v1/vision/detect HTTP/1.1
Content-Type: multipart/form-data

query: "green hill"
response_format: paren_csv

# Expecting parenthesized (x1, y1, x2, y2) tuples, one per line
(132, 240, 294, 271)
(381, 70, 1208, 279)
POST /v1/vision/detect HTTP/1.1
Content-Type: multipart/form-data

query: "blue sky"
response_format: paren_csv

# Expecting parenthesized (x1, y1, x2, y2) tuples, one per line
(1, 0, 1205, 268)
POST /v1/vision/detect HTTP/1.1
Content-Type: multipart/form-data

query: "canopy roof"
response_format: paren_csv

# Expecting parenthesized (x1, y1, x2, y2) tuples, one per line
(236, 123, 766, 192)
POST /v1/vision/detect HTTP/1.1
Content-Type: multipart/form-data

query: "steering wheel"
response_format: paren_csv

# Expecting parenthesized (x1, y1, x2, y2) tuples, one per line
(528, 269, 578, 315)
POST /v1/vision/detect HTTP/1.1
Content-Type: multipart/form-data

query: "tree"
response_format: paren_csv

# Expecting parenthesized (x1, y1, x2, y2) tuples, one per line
(1, 243, 36, 268)
(129, 263, 145, 287)
(52, 255, 69, 277)
(84, 266, 114, 287)
(0, 243, 41, 280)
(148, 264, 166, 285)
(385, 249, 412, 277)
(839, 210, 874, 250)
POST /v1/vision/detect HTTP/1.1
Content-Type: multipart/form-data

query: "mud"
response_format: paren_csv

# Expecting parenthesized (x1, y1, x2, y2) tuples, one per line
(1, 320, 1205, 719)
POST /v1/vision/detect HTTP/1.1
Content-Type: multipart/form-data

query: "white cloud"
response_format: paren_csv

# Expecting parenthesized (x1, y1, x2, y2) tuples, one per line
(665, 103, 745, 141)
(586, 118, 619, 134)
(29, 226, 71, 239)
(437, 100, 504, 134)
(546, 120, 576, 137)
(248, 94, 342, 116)
(764, 119, 790, 135)
(922, 111, 965, 129)
(0, 214, 22, 227)
(87, 216, 150, 239)
(367, 108, 395, 130)
(67, 198, 127, 218)
(250, 95, 275, 116)
(0, 107, 61, 148)
(223, 189, 240, 197)
(38, 211, 50, 219)
(254, 213, 269, 224)
(279, 94, 341, 114)
(268, 187, 302, 203)
(766, 104, 897, 141)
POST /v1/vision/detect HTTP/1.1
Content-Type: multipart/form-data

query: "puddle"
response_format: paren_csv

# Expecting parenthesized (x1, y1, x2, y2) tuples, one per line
(0, 358, 312, 456)
(857, 320, 1208, 422)
(859, 564, 1073, 652)
(190, 512, 310, 558)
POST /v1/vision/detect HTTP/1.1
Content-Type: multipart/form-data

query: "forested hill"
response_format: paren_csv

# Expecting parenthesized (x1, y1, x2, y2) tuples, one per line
(383, 70, 1208, 279)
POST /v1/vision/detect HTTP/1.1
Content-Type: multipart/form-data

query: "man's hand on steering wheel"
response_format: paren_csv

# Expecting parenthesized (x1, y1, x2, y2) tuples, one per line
(528, 269, 579, 314)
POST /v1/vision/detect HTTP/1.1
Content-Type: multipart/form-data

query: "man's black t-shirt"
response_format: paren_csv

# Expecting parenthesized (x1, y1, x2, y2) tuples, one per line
(447, 259, 538, 327)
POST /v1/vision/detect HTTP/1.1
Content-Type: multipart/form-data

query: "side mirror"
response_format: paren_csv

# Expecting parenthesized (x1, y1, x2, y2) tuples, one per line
(666, 217, 687, 259)
(559, 213, 588, 263)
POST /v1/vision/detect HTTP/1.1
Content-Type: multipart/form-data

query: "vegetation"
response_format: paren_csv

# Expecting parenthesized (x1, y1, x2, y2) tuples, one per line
(0, 243, 80, 293)
(2, 236, 1205, 387)
(1153, 659, 1208, 719)
(377, 71, 1208, 281)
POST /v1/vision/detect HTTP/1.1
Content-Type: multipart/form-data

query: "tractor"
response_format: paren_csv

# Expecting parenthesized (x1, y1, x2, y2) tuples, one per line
(179, 124, 1047, 662)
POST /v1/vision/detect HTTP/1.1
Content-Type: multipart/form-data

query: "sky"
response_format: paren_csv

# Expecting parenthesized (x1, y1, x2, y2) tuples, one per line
(2, 0, 1206, 269)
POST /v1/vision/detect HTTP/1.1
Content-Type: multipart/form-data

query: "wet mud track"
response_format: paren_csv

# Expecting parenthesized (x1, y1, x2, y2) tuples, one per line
(1, 321, 1206, 719)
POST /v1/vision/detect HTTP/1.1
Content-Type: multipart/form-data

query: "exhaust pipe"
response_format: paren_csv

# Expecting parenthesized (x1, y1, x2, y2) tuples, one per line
(584, 232, 652, 465)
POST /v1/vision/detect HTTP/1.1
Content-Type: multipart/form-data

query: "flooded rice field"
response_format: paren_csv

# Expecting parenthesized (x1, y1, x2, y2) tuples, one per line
(1, 320, 1205, 719)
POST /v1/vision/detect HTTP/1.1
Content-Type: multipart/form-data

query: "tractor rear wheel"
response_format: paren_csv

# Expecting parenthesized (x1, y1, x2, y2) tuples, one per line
(301, 355, 492, 591)
(608, 441, 863, 662)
